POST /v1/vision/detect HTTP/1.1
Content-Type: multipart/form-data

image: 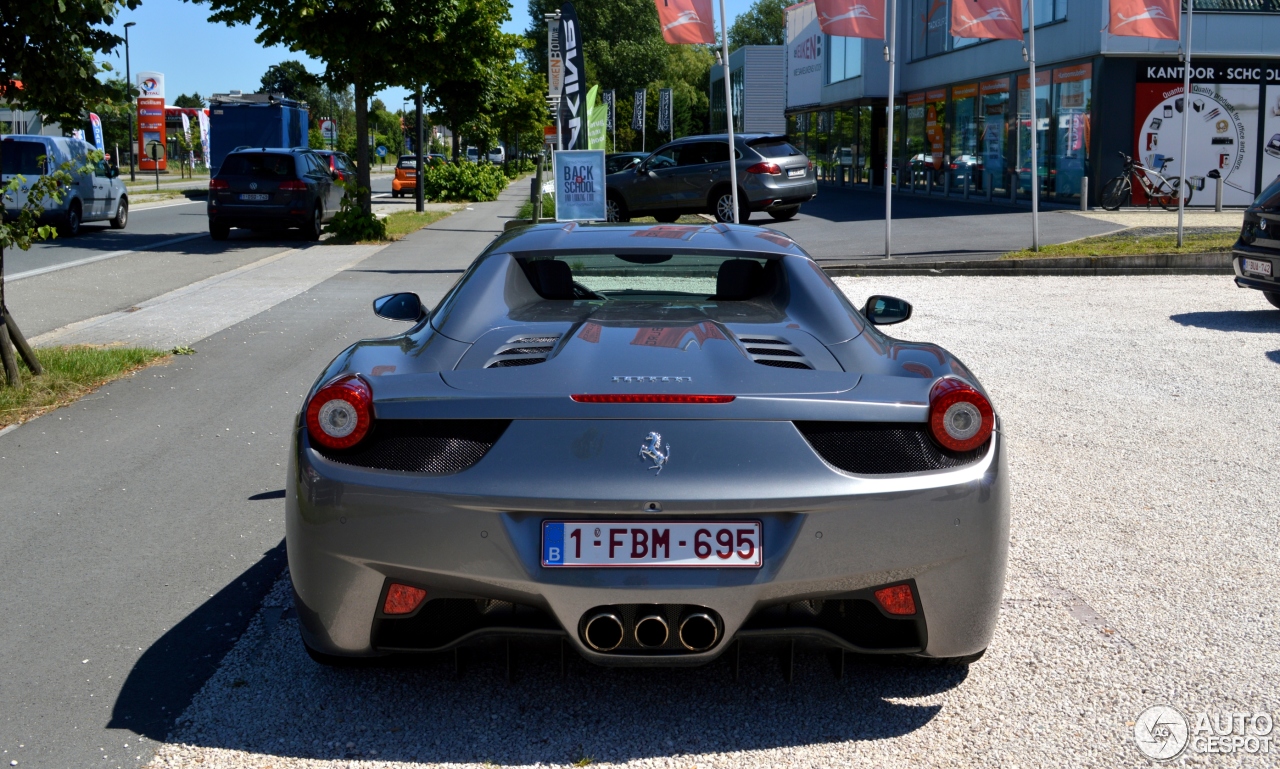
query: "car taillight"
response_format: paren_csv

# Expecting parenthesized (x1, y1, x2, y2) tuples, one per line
(807, 158, 814, 170)
(928, 378, 994, 452)
(745, 162, 782, 175)
(209, 178, 229, 190)
(874, 584, 917, 615)
(279, 179, 308, 191)
(570, 394, 735, 404)
(305, 374, 373, 450)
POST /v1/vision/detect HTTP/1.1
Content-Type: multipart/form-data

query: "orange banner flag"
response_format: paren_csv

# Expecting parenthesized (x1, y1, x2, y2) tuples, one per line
(1108, 0, 1179, 39)
(815, 0, 885, 39)
(655, 0, 716, 44)
(950, 0, 1022, 39)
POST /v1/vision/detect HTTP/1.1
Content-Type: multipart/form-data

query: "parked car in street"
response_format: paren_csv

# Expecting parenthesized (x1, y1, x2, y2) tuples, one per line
(207, 147, 340, 241)
(1, 134, 128, 235)
(487, 146, 505, 164)
(605, 134, 817, 223)
(1232, 174, 1280, 309)
(466, 147, 479, 163)
(605, 152, 646, 175)
(313, 149, 357, 183)
(288, 221, 1006, 668)
(392, 154, 446, 198)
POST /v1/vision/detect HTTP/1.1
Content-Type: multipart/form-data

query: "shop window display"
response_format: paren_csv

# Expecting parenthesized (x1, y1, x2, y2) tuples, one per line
(1052, 63, 1091, 199)
(1016, 70, 1051, 200)
(950, 83, 982, 190)
(981, 78, 1010, 195)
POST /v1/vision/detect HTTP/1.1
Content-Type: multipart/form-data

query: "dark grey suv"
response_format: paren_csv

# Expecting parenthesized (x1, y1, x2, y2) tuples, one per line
(207, 148, 341, 241)
(605, 134, 816, 224)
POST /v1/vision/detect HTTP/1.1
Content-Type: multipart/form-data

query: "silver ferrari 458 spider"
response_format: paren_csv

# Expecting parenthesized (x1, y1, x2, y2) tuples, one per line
(287, 222, 1008, 668)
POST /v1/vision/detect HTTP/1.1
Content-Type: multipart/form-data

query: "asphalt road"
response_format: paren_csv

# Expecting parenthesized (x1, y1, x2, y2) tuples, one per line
(0, 182, 512, 769)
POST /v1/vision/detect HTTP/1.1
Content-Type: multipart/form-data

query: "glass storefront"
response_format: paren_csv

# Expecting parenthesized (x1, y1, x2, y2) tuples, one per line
(784, 57, 1094, 202)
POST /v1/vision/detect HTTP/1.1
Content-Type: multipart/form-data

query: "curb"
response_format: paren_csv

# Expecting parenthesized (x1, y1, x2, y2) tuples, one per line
(822, 252, 1232, 277)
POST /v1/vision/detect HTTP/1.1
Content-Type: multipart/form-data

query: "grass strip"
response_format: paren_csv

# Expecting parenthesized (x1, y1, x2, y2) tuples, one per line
(0, 346, 168, 428)
(1003, 230, 1236, 259)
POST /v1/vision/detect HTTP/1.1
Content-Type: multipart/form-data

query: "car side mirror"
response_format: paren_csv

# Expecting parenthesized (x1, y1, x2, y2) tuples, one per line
(863, 295, 912, 325)
(372, 292, 423, 322)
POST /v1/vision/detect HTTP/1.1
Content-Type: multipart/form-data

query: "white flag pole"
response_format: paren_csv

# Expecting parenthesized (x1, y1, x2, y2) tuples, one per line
(718, 0, 740, 223)
(1027, 0, 1039, 250)
(1176, 0, 1192, 246)
(885, 0, 897, 258)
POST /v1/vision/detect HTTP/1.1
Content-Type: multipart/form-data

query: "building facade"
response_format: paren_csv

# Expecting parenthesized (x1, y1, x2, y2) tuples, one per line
(711, 46, 788, 135)
(784, 0, 1280, 205)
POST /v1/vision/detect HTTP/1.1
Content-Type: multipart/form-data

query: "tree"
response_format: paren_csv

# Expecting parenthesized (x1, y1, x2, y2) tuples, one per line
(0, 0, 138, 387)
(86, 77, 137, 160)
(423, 0, 513, 161)
(191, 0, 456, 214)
(172, 93, 207, 108)
(259, 60, 321, 102)
(727, 0, 789, 48)
(491, 42, 549, 167)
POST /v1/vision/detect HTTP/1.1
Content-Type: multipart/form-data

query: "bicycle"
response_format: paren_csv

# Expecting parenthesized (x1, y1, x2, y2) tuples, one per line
(1100, 151, 1193, 212)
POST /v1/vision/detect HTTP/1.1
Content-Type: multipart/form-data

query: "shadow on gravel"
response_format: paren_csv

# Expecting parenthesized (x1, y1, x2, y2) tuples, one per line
(1267, 351, 1280, 365)
(153, 588, 969, 765)
(1170, 310, 1280, 332)
(108, 541, 287, 740)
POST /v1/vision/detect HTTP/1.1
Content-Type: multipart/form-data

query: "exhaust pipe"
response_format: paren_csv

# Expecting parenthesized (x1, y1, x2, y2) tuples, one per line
(582, 612, 624, 652)
(634, 614, 669, 648)
(678, 612, 720, 652)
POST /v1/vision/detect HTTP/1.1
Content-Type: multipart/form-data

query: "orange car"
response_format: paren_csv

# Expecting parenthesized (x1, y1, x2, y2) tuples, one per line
(391, 154, 444, 198)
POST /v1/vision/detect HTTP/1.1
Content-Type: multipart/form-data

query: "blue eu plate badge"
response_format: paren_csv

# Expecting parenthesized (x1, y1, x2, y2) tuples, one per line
(543, 521, 566, 565)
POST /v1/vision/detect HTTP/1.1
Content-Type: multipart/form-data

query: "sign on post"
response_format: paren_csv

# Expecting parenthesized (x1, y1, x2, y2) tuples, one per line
(145, 140, 166, 161)
(553, 149, 606, 222)
(320, 119, 338, 145)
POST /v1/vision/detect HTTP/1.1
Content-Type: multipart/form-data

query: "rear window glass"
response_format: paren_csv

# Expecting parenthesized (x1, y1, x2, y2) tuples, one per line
(748, 139, 803, 158)
(2, 141, 48, 175)
(397, 156, 418, 169)
(220, 153, 296, 178)
(517, 251, 779, 302)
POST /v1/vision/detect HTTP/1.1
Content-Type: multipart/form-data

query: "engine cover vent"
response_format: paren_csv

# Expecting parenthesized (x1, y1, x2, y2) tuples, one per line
(736, 335, 814, 370)
(484, 334, 562, 369)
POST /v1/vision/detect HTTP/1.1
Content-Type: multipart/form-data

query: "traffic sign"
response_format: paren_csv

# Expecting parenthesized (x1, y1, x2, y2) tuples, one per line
(320, 119, 337, 143)
(376, 145, 387, 158)
(145, 140, 166, 161)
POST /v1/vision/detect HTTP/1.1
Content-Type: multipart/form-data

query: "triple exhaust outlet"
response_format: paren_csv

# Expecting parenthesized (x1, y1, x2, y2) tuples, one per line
(582, 608, 719, 652)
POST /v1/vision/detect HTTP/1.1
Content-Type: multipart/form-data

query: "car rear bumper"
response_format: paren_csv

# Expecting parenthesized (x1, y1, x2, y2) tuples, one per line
(209, 203, 310, 228)
(392, 178, 417, 191)
(287, 421, 1009, 666)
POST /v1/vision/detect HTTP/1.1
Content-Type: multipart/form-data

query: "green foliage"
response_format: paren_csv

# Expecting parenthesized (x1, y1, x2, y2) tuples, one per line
(0, 152, 99, 252)
(260, 60, 321, 100)
(424, 0, 514, 158)
(1, 0, 140, 126)
(728, 0, 789, 47)
(324, 181, 387, 242)
(421, 162, 508, 202)
(172, 93, 207, 108)
(504, 158, 536, 178)
(0, 345, 166, 423)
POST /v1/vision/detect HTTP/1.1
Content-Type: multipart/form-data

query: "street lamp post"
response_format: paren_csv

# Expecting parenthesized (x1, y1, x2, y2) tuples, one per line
(124, 21, 136, 182)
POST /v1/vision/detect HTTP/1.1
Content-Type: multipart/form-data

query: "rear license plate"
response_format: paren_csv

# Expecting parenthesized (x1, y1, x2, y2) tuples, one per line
(787, 168, 805, 178)
(542, 521, 761, 568)
(1243, 257, 1273, 276)
(405, 172, 416, 177)
(239, 193, 269, 201)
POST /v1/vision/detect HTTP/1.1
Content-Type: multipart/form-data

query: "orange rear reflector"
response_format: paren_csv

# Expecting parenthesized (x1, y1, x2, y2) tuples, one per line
(874, 584, 917, 615)
(383, 583, 427, 615)
(570, 394, 735, 404)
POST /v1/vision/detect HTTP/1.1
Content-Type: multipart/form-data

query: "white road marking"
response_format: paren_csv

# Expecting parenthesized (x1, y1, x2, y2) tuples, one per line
(8, 233, 209, 282)
(0, 423, 19, 439)
(31, 243, 388, 350)
(129, 199, 207, 212)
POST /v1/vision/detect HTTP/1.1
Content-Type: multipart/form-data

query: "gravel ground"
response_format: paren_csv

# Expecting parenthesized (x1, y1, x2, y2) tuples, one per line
(146, 276, 1279, 769)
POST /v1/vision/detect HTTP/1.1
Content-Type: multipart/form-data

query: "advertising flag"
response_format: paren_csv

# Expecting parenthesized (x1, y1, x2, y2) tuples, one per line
(586, 85, 608, 150)
(180, 112, 191, 142)
(196, 109, 211, 164)
(815, 0, 885, 38)
(658, 88, 673, 133)
(633, 89, 647, 131)
(950, 0, 1022, 39)
(559, 2, 586, 150)
(89, 113, 104, 151)
(655, 0, 716, 44)
(604, 89, 615, 132)
(1108, 0, 1179, 38)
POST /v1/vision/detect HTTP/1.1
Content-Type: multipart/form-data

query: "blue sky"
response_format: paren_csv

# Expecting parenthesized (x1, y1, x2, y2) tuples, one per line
(105, 0, 756, 111)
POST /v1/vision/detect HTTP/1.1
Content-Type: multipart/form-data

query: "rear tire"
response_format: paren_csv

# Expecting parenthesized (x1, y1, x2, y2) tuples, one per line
(209, 221, 230, 241)
(908, 648, 986, 667)
(302, 636, 379, 668)
(1100, 176, 1129, 211)
(605, 194, 629, 223)
(109, 197, 128, 229)
(61, 201, 83, 237)
(1264, 291, 1280, 310)
(304, 205, 323, 241)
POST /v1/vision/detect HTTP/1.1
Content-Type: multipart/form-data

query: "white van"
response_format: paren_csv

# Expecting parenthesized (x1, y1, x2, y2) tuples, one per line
(1, 135, 128, 235)
(487, 146, 505, 163)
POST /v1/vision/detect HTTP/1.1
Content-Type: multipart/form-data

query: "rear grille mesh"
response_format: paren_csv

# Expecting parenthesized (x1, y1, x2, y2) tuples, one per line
(314, 420, 511, 473)
(795, 421, 988, 474)
(758, 359, 812, 370)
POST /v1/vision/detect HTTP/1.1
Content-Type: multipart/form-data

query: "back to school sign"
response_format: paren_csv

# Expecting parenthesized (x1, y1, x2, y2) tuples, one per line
(554, 150, 606, 221)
